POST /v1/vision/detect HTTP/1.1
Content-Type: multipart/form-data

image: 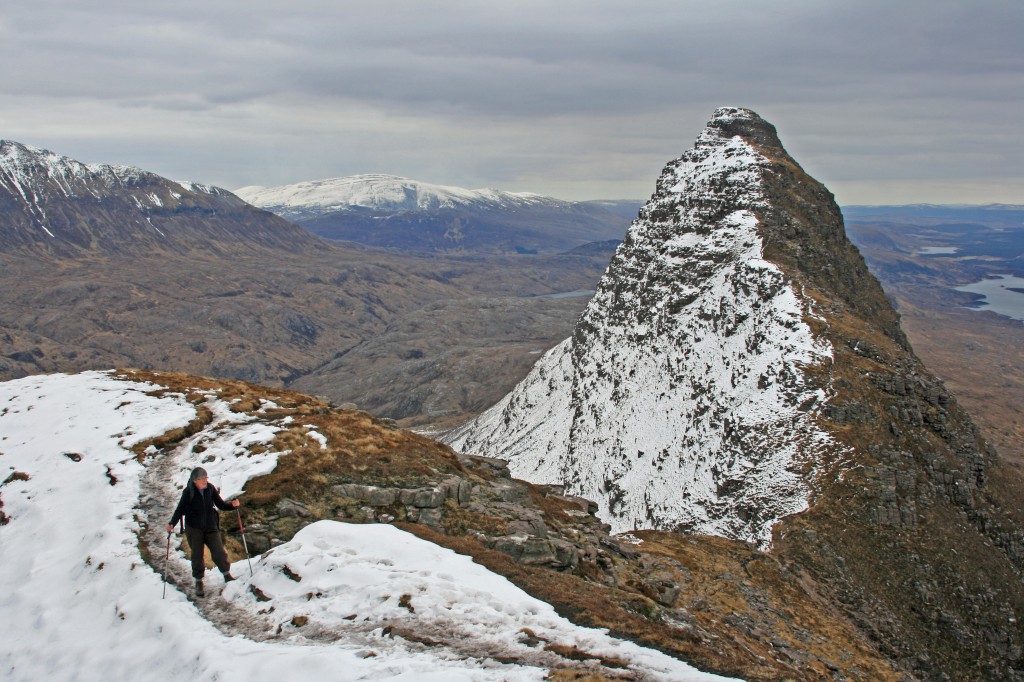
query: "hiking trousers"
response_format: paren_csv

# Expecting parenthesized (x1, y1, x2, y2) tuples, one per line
(185, 526, 231, 580)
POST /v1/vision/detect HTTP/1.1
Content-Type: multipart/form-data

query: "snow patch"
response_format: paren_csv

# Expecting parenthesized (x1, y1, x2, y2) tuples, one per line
(223, 521, 731, 680)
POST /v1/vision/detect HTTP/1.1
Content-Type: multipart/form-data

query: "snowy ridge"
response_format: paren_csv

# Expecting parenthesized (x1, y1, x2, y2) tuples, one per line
(0, 371, 733, 681)
(0, 139, 225, 201)
(236, 174, 568, 219)
(447, 108, 841, 548)
(233, 174, 631, 254)
(0, 139, 154, 201)
(0, 138, 307, 253)
(0, 139, 228, 237)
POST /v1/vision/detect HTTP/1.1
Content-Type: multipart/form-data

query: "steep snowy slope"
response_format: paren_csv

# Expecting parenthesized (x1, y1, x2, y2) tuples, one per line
(448, 108, 840, 547)
(0, 370, 732, 682)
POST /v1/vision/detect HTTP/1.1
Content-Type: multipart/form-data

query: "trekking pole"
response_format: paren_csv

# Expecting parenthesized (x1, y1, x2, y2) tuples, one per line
(236, 507, 254, 576)
(162, 531, 172, 599)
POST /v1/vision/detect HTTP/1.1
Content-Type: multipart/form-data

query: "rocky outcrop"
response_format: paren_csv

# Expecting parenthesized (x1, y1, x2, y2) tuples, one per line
(245, 450, 640, 579)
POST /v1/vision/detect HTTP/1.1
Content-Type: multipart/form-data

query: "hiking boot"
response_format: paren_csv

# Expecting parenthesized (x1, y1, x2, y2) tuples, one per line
(222, 572, 236, 583)
(195, 580, 205, 597)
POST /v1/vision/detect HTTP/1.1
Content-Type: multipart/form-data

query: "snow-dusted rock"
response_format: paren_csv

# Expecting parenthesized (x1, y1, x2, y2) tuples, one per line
(447, 108, 843, 548)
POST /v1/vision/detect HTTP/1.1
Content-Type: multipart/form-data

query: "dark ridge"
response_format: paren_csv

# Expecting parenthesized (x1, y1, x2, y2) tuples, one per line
(706, 107, 785, 151)
(714, 109, 909, 348)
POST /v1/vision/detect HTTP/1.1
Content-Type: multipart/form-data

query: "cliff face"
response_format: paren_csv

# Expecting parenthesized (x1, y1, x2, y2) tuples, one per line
(449, 108, 842, 547)
(449, 108, 1024, 679)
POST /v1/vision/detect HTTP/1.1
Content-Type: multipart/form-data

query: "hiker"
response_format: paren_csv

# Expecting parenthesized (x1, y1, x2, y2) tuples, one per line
(166, 467, 239, 596)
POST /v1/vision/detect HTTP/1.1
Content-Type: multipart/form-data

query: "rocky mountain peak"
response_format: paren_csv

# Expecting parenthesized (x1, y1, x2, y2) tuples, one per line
(702, 106, 784, 151)
(448, 108, 1024, 678)
(446, 109, 910, 548)
(447, 108, 843, 547)
(0, 138, 155, 188)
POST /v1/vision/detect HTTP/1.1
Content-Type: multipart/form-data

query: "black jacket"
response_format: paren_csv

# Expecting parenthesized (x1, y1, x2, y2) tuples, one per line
(169, 482, 234, 530)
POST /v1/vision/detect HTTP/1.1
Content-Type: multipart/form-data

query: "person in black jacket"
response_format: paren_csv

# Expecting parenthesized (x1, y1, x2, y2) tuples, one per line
(166, 467, 239, 597)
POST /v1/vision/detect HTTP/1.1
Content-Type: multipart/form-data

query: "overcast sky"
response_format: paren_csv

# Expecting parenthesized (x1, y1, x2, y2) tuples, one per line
(2, 0, 1021, 204)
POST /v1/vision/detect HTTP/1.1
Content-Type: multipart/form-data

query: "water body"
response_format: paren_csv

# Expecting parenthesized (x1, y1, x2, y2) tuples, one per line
(917, 246, 959, 255)
(531, 290, 595, 299)
(955, 275, 1024, 323)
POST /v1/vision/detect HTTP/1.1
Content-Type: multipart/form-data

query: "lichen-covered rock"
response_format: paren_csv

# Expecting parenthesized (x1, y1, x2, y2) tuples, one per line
(276, 498, 312, 518)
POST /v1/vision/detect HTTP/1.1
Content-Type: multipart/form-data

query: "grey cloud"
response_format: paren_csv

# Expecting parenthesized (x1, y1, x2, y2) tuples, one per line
(1, 0, 1021, 202)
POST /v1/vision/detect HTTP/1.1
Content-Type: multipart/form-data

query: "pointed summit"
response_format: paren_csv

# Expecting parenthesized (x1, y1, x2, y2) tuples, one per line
(448, 108, 844, 546)
(702, 106, 784, 150)
(447, 109, 1024, 679)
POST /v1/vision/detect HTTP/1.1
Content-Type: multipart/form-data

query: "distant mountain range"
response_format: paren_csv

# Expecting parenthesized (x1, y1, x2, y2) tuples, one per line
(0, 139, 611, 424)
(842, 203, 1024, 226)
(0, 139, 319, 256)
(236, 174, 634, 254)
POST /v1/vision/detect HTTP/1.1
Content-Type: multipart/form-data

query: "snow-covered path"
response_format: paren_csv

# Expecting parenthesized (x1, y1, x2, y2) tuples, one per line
(0, 371, 738, 681)
(137, 395, 283, 642)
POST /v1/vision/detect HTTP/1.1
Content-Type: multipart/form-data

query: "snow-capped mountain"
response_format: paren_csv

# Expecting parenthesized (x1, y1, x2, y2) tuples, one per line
(236, 174, 630, 254)
(237, 174, 563, 217)
(0, 139, 318, 255)
(448, 108, 1024, 679)
(446, 108, 840, 547)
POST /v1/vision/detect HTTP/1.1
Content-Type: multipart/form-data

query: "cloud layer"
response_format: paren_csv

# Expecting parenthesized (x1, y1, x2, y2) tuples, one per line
(2, 0, 1021, 202)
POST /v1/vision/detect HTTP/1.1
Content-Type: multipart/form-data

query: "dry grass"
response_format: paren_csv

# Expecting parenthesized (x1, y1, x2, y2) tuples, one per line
(1, 471, 32, 526)
(392, 522, 888, 681)
(440, 500, 509, 536)
(3, 471, 30, 485)
(119, 368, 907, 680)
(544, 643, 629, 669)
(639, 532, 899, 680)
(544, 673, 620, 682)
(238, 408, 467, 520)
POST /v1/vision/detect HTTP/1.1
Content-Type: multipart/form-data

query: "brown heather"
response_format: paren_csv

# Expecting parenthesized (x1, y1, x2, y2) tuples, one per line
(129, 369, 899, 680)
